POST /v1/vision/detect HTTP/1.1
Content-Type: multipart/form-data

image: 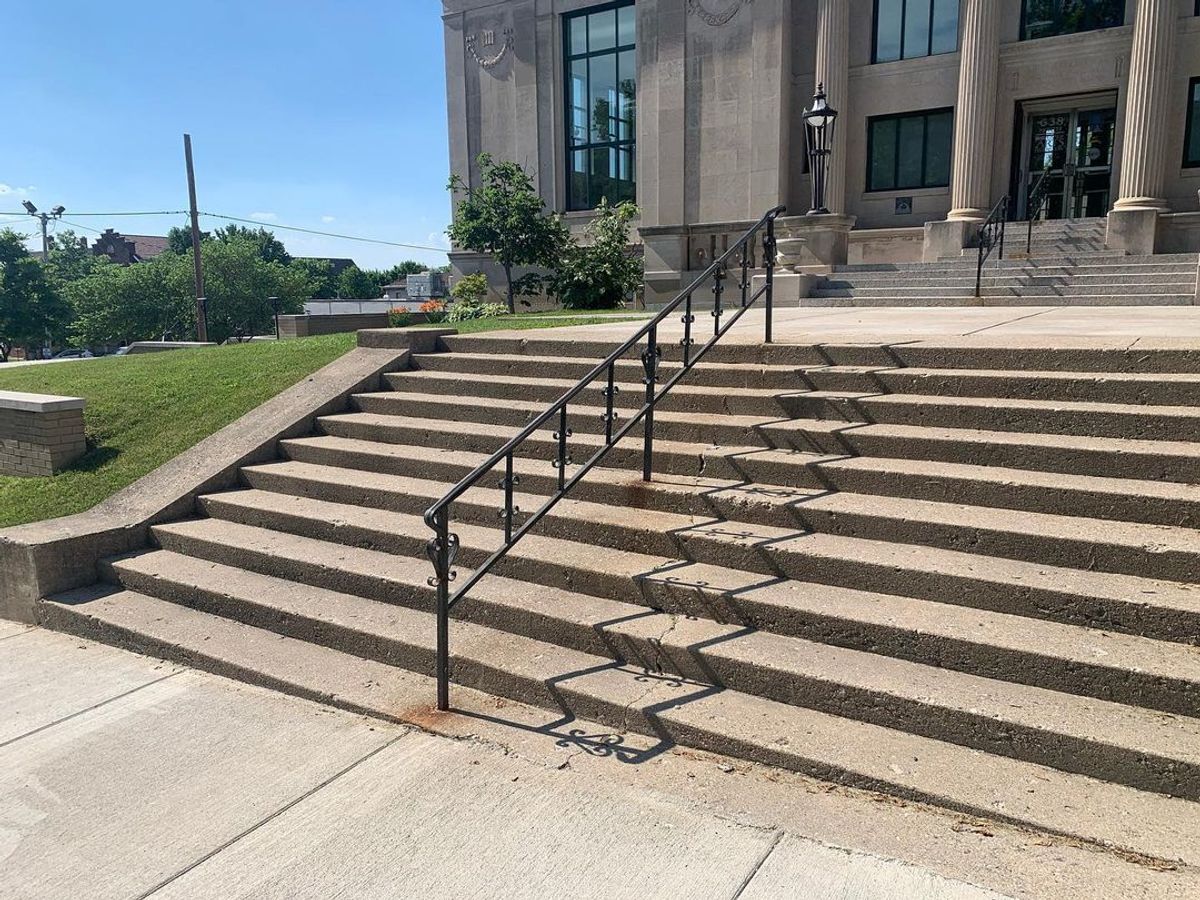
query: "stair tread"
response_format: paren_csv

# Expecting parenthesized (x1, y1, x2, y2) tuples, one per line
(108, 548, 1200, 773)
(50, 578, 1200, 865)
(815, 391, 1200, 418)
(246, 458, 1200, 559)
(193, 489, 1200, 624)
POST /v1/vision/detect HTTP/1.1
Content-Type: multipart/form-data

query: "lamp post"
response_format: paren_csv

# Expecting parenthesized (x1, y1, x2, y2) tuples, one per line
(269, 296, 281, 340)
(803, 84, 839, 215)
(21, 201, 66, 260)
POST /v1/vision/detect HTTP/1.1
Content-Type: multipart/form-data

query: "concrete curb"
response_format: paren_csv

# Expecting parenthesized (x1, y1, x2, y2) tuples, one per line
(0, 341, 421, 624)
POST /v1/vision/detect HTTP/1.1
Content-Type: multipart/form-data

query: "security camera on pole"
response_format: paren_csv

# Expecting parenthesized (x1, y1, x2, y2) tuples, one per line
(21, 201, 66, 261)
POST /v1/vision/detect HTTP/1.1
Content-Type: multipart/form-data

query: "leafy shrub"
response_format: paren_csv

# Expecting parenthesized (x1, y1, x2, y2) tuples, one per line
(450, 272, 489, 304)
(549, 199, 642, 310)
(388, 308, 412, 328)
(419, 300, 446, 324)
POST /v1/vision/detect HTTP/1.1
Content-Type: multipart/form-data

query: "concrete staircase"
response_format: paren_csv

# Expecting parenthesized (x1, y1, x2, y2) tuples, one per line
(811, 219, 1199, 307)
(42, 332, 1200, 864)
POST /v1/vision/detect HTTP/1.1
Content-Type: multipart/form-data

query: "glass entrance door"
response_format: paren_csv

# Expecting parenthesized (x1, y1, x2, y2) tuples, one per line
(1022, 104, 1116, 220)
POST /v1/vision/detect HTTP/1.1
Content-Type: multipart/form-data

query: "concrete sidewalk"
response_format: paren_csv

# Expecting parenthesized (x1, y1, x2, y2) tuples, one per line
(0, 625, 1192, 899)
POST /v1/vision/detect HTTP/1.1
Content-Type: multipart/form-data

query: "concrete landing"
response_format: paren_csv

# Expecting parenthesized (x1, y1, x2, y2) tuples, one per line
(1, 630, 1195, 898)
(515, 306, 1200, 346)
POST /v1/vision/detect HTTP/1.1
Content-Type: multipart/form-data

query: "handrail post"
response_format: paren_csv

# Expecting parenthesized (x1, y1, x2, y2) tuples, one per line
(426, 506, 456, 712)
(554, 405, 571, 492)
(999, 196, 1007, 261)
(602, 363, 617, 444)
(763, 216, 777, 344)
(681, 294, 694, 367)
(641, 324, 660, 482)
(711, 264, 725, 337)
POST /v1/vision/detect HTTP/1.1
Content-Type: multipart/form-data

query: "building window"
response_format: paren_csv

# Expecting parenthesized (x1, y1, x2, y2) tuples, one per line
(867, 108, 953, 191)
(565, 2, 636, 211)
(873, 0, 959, 63)
(1186, 78, 1200, 168)
(1020, 0, 1123, 41)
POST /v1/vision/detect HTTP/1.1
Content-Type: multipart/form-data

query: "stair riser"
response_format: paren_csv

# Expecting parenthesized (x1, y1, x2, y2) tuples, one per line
(411, 354, 807, 391)
(436, 338, 1200, 374)
(143, 520, 1200, 719)
(302, 425, 1200, 528)
(765, 425, 1200, 485)
(805, 396, 1200, 442)
(195, 495, 1200, 646)
(824, 273, 1196, 287)
(242, 466, 1200, 583)
(383, 372, 790, 417)
(103, 557, 1198, 801)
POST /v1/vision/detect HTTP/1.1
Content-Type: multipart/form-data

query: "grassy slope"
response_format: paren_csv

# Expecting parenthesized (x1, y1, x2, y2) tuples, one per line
(0, 334, 356, 528)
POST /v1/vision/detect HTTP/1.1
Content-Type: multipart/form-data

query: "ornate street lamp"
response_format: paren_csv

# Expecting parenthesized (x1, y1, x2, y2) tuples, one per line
(803, 84, 839, 215)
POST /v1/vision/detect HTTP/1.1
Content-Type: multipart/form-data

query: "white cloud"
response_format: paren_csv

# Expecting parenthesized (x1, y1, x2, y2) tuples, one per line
(0, 183, 33, 198)
(425, 231, 451, 251)
(321, 215, 336, 224)
(248, 211, 278, 222)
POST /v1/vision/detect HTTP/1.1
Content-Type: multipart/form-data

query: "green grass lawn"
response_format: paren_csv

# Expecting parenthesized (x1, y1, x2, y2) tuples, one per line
(0, 314, 647, 529)
(0, 334, 356, 529)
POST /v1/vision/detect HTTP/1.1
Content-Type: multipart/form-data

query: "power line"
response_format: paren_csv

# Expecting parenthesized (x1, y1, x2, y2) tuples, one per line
(198, 213, 447, 253)
(1, 209, 449, 254)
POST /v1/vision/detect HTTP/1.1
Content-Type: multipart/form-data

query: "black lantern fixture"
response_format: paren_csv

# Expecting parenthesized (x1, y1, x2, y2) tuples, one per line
(803, 83, 839, 216)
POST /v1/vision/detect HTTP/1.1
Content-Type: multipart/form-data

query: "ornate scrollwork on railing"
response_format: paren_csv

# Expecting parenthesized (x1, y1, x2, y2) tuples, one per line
(687, 0, 753, 26)
(466, 27, 514, 69)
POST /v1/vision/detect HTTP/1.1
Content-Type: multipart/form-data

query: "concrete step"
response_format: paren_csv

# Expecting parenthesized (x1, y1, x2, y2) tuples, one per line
(381, 370, 793, 418)
(435, 335, 1200, 374)
(790, 392, 1200, 441)
(307, 417, 1200, 526)
(821, 272, 1197, 287)
(801, 295, 1198, 308)
(100, 547, 1200, 802)
(190, 490, 1200, 644)
(783, 366, 1200, 406)
(409, 354, 1200, 405)
(756, 419, 1200, 484)
(141, 516, 1200, 718)
(835, 252, 1198, 273)
(242, 459, 1200, 582)
(41, 584, 1200, 866)
(811, 283, 1193, 298)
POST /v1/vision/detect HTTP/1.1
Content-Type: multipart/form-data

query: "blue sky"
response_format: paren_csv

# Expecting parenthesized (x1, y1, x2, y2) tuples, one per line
(0, 1, 451, 270)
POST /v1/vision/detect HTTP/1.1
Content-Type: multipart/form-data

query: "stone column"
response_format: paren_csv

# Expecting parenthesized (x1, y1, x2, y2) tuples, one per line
(1113, 0, 1177, 212)
(946, 0, 1001, 221)
(814, 0, 849, 215)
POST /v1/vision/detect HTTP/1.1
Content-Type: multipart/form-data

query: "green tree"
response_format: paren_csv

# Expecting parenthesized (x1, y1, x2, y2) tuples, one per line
(44, 229, 110, 288)
(166, 225, 210, 255)
(66, 255, 191, 347)
(212, 224, 291, 265)
(289, 257, 337, 299)
(550, 200, 642, 310)
(68, 235, 311, 346)
(447, 153, 567, 313)
(0, 230, 72, 361)
(336, 265, 381, 299)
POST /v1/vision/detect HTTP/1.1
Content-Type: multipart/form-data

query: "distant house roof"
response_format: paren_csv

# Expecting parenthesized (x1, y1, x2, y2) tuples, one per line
(91, 229, 168, 264)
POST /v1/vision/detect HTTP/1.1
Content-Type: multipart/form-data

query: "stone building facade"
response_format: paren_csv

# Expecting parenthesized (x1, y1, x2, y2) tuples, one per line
(442, 0, 1200, 299)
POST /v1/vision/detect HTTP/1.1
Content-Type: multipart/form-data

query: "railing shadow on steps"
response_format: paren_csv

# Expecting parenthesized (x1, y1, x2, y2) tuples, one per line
(974, 195, 1009, 299)
(423, 205, 787, 711)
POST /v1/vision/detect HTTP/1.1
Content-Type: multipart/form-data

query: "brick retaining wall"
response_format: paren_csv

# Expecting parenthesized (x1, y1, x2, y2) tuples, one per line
(0, 393, 87, 477)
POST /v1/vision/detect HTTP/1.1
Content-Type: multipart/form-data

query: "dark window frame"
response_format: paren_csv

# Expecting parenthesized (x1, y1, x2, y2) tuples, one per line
(1019, 0, 1124, 42)
(871, 0, 959, 64)
(1185, 77, 1200, 169)
(562, 0, 637, 212)
(866, 107, 954, 192)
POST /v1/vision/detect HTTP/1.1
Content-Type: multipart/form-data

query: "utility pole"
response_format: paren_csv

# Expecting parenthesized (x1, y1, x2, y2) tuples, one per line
(21, 201, 64, 260)
(183, 133, 208, 342)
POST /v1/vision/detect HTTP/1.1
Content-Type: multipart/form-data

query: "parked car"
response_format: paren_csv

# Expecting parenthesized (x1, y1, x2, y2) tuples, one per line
(51, 348, 94, 360)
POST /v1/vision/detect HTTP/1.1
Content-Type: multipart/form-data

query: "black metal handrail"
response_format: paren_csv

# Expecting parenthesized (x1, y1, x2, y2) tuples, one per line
(1025, 169, 1051, 256)
(974, 195, 1009, 298)
(424, 205, 787, 710)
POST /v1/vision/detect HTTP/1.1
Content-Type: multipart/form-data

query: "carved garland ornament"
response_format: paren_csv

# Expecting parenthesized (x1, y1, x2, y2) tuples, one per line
(466, 27, 514, 69)
(687, 0, 754, 26)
